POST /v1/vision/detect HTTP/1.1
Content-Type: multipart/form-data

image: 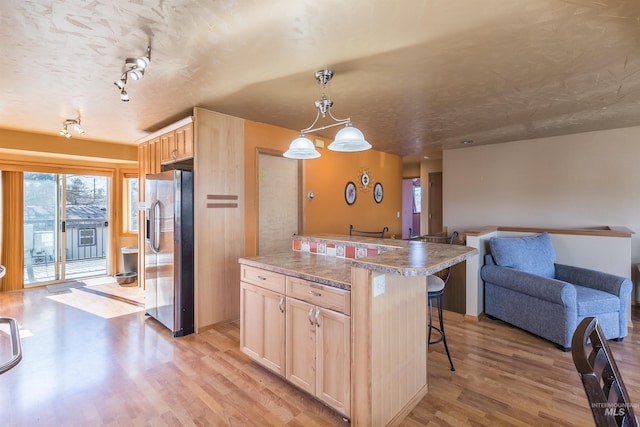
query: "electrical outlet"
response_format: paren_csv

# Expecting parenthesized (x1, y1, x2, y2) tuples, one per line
(373, 274, 385, 297)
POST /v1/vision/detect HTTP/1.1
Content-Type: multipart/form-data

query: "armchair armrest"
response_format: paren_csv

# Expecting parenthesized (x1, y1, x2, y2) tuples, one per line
(481, 265, 576, 306)
(554, 264, 632, 298)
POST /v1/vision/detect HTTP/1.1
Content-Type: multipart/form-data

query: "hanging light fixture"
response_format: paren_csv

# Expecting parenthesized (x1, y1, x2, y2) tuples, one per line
(284, 69, 371, 159)
(59, 118, 85, 139)
(113, 46, 151, 101)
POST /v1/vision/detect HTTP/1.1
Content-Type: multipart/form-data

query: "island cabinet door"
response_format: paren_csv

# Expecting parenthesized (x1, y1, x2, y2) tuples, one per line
(285, 297, 316, 395)
(316, 307, 351, 417)
(240, 282, 285, 376)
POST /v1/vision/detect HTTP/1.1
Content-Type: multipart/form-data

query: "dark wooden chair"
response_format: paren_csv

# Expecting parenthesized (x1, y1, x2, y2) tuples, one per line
(349, 224, 388, 238)
(571, 316, 638, 427)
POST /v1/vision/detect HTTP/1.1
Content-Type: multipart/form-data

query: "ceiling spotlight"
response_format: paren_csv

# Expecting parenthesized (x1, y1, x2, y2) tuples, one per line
(114, 74, 127, 90)
(284, 69, 370, 159)
(114, 45, 151, 101)
(128, 68, 144, 81)
(59, 119, 85, 139)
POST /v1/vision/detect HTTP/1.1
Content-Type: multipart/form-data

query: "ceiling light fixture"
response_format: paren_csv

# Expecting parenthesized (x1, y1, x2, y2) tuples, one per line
(284, 69, 371, 159)
(59, 119, 85, 139)
(113, 46, 151, 101)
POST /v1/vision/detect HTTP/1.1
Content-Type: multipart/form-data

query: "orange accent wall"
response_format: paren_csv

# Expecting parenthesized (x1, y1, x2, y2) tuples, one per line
(303, 147, 402, 237)
(244, 120, 403, 257)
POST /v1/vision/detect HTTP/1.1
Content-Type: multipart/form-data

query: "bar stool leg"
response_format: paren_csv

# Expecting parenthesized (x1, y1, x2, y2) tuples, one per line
(436, 294, 455, 371)
(428, 295, 434, 345)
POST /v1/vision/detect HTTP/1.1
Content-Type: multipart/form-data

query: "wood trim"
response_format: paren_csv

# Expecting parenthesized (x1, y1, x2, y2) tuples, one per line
(350, 267, 372, 426)
(464, 313, 481, 322)
(206, 195, 239, 208)
(464, 226, 499, 236)
(465, 225, 633, 238)
(135, 115, 193, 144)
(0, 160, 114, 176)
(385, 384, 428, 427)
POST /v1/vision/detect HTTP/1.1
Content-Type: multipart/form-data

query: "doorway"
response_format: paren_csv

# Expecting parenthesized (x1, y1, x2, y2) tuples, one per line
(257, 152, 300, 254)
(23, 173, 109, 285)
(427, 172, 443, 234)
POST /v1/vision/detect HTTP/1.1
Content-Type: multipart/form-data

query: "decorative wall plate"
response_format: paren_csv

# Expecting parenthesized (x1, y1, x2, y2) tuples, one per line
(345, 181, 357, 205)
(361, 172, 370, 187)
(373, 182, 383, 203)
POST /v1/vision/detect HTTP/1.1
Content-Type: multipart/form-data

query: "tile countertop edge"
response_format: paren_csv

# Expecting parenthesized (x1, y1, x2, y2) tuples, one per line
(238, 257, 352, 291)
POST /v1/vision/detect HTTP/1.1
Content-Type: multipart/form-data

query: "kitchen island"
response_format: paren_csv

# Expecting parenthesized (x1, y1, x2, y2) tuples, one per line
(239, 235, 477, 426)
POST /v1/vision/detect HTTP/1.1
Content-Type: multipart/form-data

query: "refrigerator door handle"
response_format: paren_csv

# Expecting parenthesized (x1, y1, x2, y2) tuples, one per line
(149, 200, 161, 254)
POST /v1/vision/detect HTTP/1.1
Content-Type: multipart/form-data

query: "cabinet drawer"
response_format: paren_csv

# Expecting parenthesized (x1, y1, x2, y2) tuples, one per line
(241, 265, 286, 294)
(286, 277, 350, 315)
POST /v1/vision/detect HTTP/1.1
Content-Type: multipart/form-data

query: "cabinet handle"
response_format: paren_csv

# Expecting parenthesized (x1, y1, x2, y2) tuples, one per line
(257, 275, 267, 281)
(309, 290, 322, 297)
(279, 296, 285, 313)
(315, 308, 320, 327)
(308, 307, 315, 325)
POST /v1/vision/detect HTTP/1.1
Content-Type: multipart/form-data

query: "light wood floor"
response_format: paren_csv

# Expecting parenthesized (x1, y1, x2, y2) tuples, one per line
(0, 285, 638, 426)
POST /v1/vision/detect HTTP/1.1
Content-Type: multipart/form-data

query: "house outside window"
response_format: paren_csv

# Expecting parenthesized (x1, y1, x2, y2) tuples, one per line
(78, 228, 97, 246)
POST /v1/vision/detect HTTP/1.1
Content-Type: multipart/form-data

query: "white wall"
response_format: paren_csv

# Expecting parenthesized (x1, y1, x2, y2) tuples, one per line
(443, 125, 640, 303)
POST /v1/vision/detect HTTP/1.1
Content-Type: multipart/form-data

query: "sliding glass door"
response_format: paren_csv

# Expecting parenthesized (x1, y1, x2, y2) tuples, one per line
(23, 173, 109, 285)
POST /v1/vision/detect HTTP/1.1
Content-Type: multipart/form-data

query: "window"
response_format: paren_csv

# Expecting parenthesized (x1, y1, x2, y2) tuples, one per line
(78, 228, 97, 246)
(413, 185, 422, 213)
(122, 171, 139, 234)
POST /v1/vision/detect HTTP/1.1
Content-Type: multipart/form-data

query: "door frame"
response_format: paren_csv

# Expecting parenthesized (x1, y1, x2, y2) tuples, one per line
(0, 161, 115, 288)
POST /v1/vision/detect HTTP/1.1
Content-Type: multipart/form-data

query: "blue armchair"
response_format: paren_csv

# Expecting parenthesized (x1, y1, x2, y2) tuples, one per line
(480, 232, 631, 351)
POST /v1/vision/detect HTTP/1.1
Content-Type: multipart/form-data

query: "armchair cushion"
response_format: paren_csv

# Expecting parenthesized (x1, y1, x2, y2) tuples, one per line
(489, 232, 556, 278)
(575, 286, 620, 315)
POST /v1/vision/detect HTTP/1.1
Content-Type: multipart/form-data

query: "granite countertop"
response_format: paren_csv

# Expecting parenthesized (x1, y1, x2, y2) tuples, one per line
(239, 251, 353, 290)
(239, 236, 478, 291)
(351, 240, 477, 276)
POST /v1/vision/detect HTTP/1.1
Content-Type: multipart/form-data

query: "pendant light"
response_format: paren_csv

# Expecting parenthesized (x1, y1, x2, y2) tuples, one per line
(284, 69, 371, 159)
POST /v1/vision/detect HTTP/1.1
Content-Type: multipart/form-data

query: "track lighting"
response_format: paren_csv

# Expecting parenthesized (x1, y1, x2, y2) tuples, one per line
(284, 69, 371, 159)
(59, 119, 85, 138)
(113, 46, 151, 101)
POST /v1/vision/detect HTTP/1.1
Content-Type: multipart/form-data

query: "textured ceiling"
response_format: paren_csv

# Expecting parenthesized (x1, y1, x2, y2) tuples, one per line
(2, 0, 640, 161)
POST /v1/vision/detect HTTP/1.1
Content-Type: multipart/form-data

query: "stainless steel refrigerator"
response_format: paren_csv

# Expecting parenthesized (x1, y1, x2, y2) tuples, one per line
(145, 169, 194, 337)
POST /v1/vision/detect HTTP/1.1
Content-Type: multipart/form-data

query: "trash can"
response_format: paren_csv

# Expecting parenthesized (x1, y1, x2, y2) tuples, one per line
(121, 246, 138, 274)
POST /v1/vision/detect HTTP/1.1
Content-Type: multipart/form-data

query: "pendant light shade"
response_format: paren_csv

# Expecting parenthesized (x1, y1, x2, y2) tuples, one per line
(283, 135, 321, 159)
(328, 125, 371, 152)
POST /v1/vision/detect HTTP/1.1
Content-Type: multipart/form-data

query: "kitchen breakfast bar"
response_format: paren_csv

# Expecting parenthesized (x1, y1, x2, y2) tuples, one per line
(239, 235, 477, 426)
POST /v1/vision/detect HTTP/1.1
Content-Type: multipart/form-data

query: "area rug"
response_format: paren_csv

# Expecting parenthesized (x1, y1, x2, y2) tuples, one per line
(46, 281, 86, 293)
(79, 284, 145, 308)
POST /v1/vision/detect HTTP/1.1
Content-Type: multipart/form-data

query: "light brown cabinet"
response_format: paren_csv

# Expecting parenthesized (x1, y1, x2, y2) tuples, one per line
(135, 111, 244, 333)
(148, 137, 160, 174)
(239, 265, 351, 417)
(174, 123, 193, 161)
(285, 278, 351, 417)
(240, 265, 286, 375)
(160, 122, 193, 164)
